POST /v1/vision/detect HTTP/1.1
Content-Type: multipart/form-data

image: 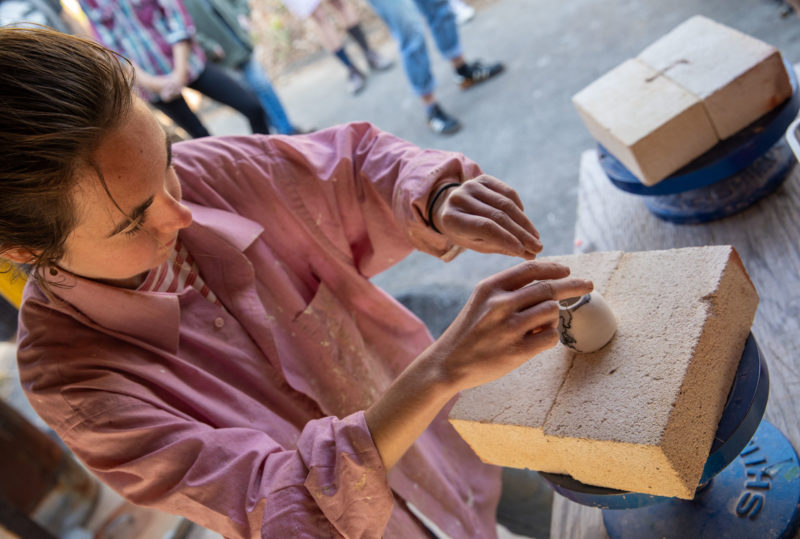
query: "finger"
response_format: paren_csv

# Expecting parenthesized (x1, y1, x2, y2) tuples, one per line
(509, 299, 560, 333)
(465, 189, 542, 254)
(515, 276, 594, 311)
(531, 318, 559, 333)
(518, 326, 561, 356)
(472, 175, 525, 212)
(469, 178, 541, 242)
(449, 212, 530, 256)
(485, 260, 572, 291)
(447, 197, 542, 256)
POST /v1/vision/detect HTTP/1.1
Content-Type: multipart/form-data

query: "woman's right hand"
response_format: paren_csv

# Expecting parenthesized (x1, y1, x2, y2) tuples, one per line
(430, 260, 593, 392)
(365, 260, 592, 469)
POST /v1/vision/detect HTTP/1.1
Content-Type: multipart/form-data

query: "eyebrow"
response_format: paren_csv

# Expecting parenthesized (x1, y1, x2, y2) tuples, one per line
(106, 133, 171, 238)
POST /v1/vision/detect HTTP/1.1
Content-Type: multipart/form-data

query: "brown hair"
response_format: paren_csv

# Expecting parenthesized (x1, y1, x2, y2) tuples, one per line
(0, 27, 134, 288)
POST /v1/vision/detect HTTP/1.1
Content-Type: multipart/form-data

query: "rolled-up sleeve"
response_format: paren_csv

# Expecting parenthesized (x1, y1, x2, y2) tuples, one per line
(51, 397, 391, 538)
(17, 301, 394, 538)
(176, 122, 486, 278)
(292, 122, 485, 266)
(300, 413, 393, 536)
(159, 0, 196, 44)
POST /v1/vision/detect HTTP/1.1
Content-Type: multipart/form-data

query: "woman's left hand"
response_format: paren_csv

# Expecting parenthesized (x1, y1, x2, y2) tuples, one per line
(432, 175, 542, 259)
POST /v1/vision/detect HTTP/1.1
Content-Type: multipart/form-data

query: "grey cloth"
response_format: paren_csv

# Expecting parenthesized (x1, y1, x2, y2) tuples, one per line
(182, 0, 252, 69)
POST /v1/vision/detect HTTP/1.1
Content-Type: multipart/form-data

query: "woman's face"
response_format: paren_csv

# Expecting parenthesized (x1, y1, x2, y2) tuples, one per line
(58, 99, 193, 288)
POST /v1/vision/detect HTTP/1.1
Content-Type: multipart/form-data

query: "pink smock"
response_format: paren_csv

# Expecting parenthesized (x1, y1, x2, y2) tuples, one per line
(17, 123, 502, 538)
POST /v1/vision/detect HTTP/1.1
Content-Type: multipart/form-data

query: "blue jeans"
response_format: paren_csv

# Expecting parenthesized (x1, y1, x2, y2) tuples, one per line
(367, 0, 461, 97)
(240, 55, 295, 135)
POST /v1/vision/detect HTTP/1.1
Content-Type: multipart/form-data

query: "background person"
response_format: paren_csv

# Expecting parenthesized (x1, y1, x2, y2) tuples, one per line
(281, 0, 393, 94)
(183, 0, 307, 135)
(79, 0, 271, 138)
(367, 0, 504, 134)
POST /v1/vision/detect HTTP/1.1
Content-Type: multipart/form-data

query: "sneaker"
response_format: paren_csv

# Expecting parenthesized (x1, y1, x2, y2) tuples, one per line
(456, 60, 505, 89)
(347, 69, 366, 95)
(366, 50, 394, 71)
(451, 1, 476, 24)
(427, 104, 462, 135)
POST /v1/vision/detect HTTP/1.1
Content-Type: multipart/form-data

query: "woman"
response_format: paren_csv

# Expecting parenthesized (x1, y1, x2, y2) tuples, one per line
(0, 27, 591, 537)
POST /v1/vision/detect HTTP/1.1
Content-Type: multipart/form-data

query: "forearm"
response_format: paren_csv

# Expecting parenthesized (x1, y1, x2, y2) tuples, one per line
(60, 9, 93, 38)
(131, 64, 165, 93)
(365, 347, 459, 470)
(171, 40, 191, 82)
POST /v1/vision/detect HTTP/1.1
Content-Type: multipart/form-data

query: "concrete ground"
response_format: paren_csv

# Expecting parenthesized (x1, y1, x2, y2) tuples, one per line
(204, 0, 800, 310)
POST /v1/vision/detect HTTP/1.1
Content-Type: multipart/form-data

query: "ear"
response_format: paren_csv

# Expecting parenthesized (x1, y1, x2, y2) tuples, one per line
(1, 248, 38, 264)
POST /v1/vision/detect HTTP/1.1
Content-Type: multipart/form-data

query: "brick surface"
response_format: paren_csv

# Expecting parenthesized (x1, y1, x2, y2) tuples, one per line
(448, 245, 759, 499)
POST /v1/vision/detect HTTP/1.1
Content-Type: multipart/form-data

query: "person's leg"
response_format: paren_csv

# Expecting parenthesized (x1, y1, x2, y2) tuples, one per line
(152, 96, 210, 139)
(413, 0, 504, 89)
(328, 0, 393, 71)
(308, 2, 345, 51)
(368, 0, 434, 97)
(309, 2, 366, 94)
(188, 63, 271, 134)
(411, 0, 461, 61)
(328, 0, 359, 27)
(369, 0, 461, 134)
(240, 56, 296, 135)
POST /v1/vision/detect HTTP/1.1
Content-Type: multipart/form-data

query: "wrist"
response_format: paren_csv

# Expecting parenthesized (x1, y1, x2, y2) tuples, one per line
(364, 345, 461, 469)
(413, 345, 463, 396)
(426, 182, 460, 234)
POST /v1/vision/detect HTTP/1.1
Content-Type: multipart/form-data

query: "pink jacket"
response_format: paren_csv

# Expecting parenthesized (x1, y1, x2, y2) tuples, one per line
(17, 123, 502, 538)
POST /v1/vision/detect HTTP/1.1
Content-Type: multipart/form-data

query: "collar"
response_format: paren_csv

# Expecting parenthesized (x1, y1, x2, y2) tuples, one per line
(185, 202, 264, 252)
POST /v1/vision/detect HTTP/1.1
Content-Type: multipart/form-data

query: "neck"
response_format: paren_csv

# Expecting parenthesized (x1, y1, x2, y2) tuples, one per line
(98, 271, 148, 289)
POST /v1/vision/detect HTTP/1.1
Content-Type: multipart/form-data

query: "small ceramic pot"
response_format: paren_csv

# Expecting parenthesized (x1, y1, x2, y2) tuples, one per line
(558, 291, 617, 353)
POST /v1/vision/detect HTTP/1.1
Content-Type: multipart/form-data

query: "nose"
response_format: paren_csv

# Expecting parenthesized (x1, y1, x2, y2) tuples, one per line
(171, 200, 194, 231)
(154, 192, 193, 234)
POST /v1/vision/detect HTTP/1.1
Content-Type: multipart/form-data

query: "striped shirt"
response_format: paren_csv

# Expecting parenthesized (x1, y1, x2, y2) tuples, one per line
(79, 0, 206, 102)
(139, 237, 222, 307)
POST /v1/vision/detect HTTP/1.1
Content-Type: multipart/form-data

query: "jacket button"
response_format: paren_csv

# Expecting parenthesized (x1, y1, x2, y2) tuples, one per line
(214, 317, 225, 329)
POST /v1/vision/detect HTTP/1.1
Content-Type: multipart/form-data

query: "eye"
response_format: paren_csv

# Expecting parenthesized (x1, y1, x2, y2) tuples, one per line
(123, 210, 148, 237)
(123, 219, 144, 236)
